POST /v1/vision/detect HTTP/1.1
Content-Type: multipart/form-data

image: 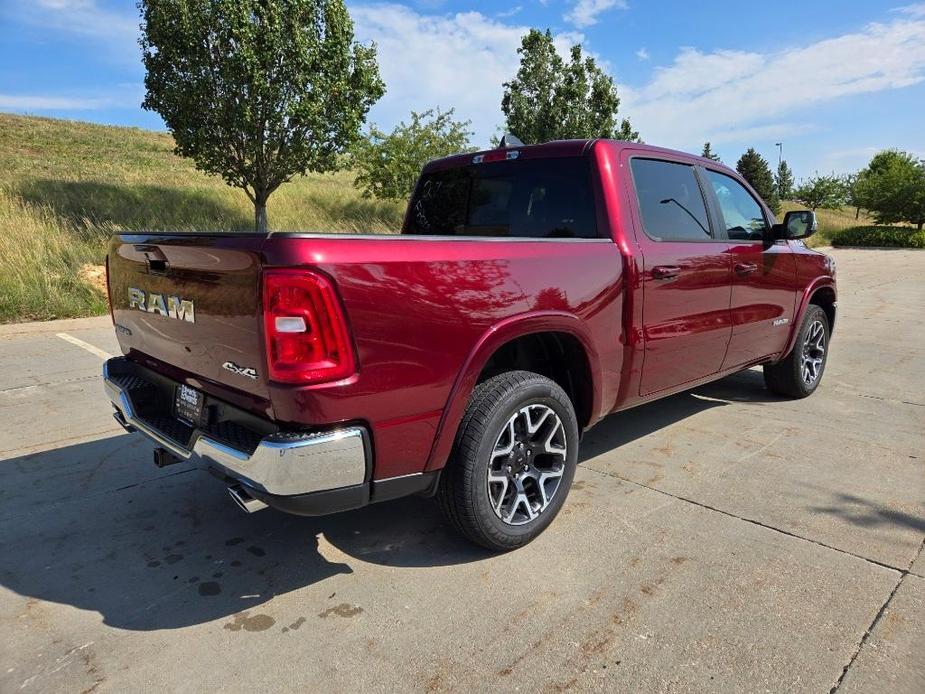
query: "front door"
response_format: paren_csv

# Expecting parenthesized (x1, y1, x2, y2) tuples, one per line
(627, 157, 734, 396)
(701, 169, 798, 368)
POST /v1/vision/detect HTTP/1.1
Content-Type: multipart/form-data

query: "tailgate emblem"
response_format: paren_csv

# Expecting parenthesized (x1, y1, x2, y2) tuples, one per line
(223, 361, 258, 380)
(128, 288, 195, 323)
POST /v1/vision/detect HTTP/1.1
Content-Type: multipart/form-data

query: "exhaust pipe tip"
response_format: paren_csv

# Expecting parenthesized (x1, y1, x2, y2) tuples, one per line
(228, 484, 269, 514)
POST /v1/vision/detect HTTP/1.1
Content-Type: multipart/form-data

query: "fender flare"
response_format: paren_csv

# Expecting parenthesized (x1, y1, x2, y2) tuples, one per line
(779, 276, 837, 360)
(424, 311, 603, 472)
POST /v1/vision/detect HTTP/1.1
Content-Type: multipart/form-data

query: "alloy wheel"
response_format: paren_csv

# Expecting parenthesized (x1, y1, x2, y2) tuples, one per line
(486, 404, 568, 526)
(801, 319, 826, 386)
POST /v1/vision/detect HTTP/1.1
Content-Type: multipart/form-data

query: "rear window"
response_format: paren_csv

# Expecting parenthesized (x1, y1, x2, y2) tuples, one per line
(630, 158, 712, 242)
(403, 157, 598, 239)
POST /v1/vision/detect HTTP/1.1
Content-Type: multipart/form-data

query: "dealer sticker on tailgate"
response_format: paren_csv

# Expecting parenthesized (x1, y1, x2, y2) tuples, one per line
(175, 384, 204, 425)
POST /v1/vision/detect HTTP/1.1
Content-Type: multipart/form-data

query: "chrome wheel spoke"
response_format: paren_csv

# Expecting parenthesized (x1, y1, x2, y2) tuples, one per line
(543, 419, 567, 457)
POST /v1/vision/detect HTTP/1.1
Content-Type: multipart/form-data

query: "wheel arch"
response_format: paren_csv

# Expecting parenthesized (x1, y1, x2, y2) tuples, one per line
(424, 312, 603, 472)
(780, 277, 837, 360)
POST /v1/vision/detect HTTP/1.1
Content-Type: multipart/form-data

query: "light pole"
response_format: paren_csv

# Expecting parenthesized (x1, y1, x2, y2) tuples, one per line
(775, 142, 783, 196)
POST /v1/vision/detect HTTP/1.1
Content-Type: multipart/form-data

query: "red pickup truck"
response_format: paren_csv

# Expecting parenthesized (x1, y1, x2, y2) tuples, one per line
(103, 139, 836, 550)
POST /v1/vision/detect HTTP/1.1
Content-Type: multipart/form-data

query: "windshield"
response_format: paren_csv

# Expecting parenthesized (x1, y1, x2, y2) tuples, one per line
(403, 156, 598, 239)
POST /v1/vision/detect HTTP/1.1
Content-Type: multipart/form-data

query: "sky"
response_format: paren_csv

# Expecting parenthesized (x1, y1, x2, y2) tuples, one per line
(1, 0, 924, 180)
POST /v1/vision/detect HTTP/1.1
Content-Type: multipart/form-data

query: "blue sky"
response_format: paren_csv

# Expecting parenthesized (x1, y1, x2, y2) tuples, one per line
(1, 0, 924, 180)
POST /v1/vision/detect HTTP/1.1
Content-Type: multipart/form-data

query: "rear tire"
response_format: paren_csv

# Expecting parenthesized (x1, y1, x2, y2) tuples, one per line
(763, 305, 830, 398)
(437, 371, 579, 551)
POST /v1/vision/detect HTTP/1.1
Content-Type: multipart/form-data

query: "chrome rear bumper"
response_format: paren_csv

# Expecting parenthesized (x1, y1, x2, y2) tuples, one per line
(103, 358, 369, 498)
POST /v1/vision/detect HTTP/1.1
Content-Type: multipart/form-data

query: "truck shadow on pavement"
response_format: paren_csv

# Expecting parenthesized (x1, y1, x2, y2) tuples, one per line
(0, 369, 843, 632)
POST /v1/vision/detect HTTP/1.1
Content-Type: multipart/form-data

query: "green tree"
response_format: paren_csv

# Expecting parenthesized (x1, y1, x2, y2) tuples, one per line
(701, 142, 721, 162)
(855, 150, 925, 230)
(736, 148, 780, 215)
(843, 173, 865, 220)
(793, 174, 845, 211)
(776, 159, 794, 199)
(140, 0, 385, 232)
(501, 29, 639, 144)
(353, 109, 473, 202)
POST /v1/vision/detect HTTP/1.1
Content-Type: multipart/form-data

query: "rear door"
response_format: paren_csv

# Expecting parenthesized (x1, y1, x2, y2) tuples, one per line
(626, 157, 734, 395)
(701, 170, 798, 368)
(107, 234, 270, 398)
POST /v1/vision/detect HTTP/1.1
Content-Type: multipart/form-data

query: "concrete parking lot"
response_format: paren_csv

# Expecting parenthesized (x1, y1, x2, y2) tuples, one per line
(1, 248, 922, 693)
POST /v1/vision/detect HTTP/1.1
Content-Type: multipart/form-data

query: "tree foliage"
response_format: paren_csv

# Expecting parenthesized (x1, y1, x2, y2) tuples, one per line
(776, 159, 794, 199)
(501, 29, 639, 144)
(793, 174, 845, 211)
(736, 148, 780, 215)
(701, 142, 721, 162)
(353, 109, 473, 202)
(854, 150, 925, 230)
(140, 0, 385, 231)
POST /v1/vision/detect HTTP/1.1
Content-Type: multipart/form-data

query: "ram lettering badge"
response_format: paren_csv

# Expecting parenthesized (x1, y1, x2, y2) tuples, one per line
(128, 288, 195, 323)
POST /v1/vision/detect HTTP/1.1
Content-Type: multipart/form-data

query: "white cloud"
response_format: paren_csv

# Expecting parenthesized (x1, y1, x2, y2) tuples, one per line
(9, 0, 139, 61)
(894, 3, 925, 17)
(621, 14, 925, 149)
(497, 5, 523, 18)
(565, 0, 628, 29)
(0, 94, 113, 110)
(351, 4, 581, 146)
(636, 48, 649, 61)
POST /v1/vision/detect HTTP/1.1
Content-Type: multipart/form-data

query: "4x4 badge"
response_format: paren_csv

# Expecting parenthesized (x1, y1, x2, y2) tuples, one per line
(222, 361, 258, 380)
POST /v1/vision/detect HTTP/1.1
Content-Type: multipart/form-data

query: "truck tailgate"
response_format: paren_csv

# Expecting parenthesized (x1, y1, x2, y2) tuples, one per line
(108, 234, 270, 399)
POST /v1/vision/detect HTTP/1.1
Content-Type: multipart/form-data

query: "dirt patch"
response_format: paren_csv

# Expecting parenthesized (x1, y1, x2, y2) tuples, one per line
(80, 264, 107, 295)
(318, 603, 363, 619)
(223, 612, 275, 632)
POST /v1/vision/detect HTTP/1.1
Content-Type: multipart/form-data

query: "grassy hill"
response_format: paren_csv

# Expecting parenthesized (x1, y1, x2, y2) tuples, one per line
(0, 113, 404, 322)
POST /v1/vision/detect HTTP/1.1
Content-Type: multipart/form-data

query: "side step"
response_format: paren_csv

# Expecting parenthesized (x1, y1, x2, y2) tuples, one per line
(228, 484, 269, 513)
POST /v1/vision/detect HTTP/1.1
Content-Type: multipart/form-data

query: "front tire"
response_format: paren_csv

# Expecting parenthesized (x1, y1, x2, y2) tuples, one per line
(437, 371, 579, 551)
(763, 305, 830, 398)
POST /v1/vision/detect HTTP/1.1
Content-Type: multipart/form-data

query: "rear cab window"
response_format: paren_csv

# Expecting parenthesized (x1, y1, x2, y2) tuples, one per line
(629, 158, 713, 242)
(403, 157, 599, 239)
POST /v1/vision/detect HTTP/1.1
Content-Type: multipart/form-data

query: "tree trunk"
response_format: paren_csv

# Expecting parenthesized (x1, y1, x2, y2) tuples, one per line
(254, 201, 268, 233)
(918, 221, 923, 231)
(855, 207, 861, 220)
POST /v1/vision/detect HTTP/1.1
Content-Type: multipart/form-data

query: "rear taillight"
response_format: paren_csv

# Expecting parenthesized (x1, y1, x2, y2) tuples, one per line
(262, 269, 356, 385)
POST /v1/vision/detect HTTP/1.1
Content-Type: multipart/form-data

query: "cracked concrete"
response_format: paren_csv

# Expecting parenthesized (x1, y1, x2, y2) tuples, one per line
(0, 248, 922, 692)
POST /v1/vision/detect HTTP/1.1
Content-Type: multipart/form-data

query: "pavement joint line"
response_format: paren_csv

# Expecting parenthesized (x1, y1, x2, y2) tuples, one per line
(829, 571, 906, 693)
(55, 332, 114, 361)
(852, 391, 925, 408)
(0, 373, 99, 395)
(907, 536, 925, 576)
(581, 463, 908, 575)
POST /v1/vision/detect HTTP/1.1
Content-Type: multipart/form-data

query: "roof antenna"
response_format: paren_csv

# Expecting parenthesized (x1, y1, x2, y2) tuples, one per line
(498, 133, 524, 148)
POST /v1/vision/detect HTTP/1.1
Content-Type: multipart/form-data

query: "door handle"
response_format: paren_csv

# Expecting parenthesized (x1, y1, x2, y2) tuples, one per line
(735, 263, 758, 275)
(652, 265, 681, 280)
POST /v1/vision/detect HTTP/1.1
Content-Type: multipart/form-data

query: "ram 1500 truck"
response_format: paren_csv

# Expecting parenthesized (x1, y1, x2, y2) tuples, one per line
(103, 139, 836, 550)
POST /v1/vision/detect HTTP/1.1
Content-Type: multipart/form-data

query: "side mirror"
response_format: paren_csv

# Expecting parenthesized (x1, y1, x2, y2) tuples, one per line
(772, 210, 817, 240)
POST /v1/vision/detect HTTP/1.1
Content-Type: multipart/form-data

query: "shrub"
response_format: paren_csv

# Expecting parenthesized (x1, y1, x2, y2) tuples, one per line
(353, 109, 472, 202)
(830, 226, 925, 248)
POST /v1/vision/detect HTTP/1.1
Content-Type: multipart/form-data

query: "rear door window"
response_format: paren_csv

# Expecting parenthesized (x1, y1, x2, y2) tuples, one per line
(404, 157, 598, 239)
(630, 158, 713, 242)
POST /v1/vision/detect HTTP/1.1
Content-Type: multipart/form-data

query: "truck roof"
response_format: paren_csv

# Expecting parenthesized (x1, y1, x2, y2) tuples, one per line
(423, 139, 736, 175)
